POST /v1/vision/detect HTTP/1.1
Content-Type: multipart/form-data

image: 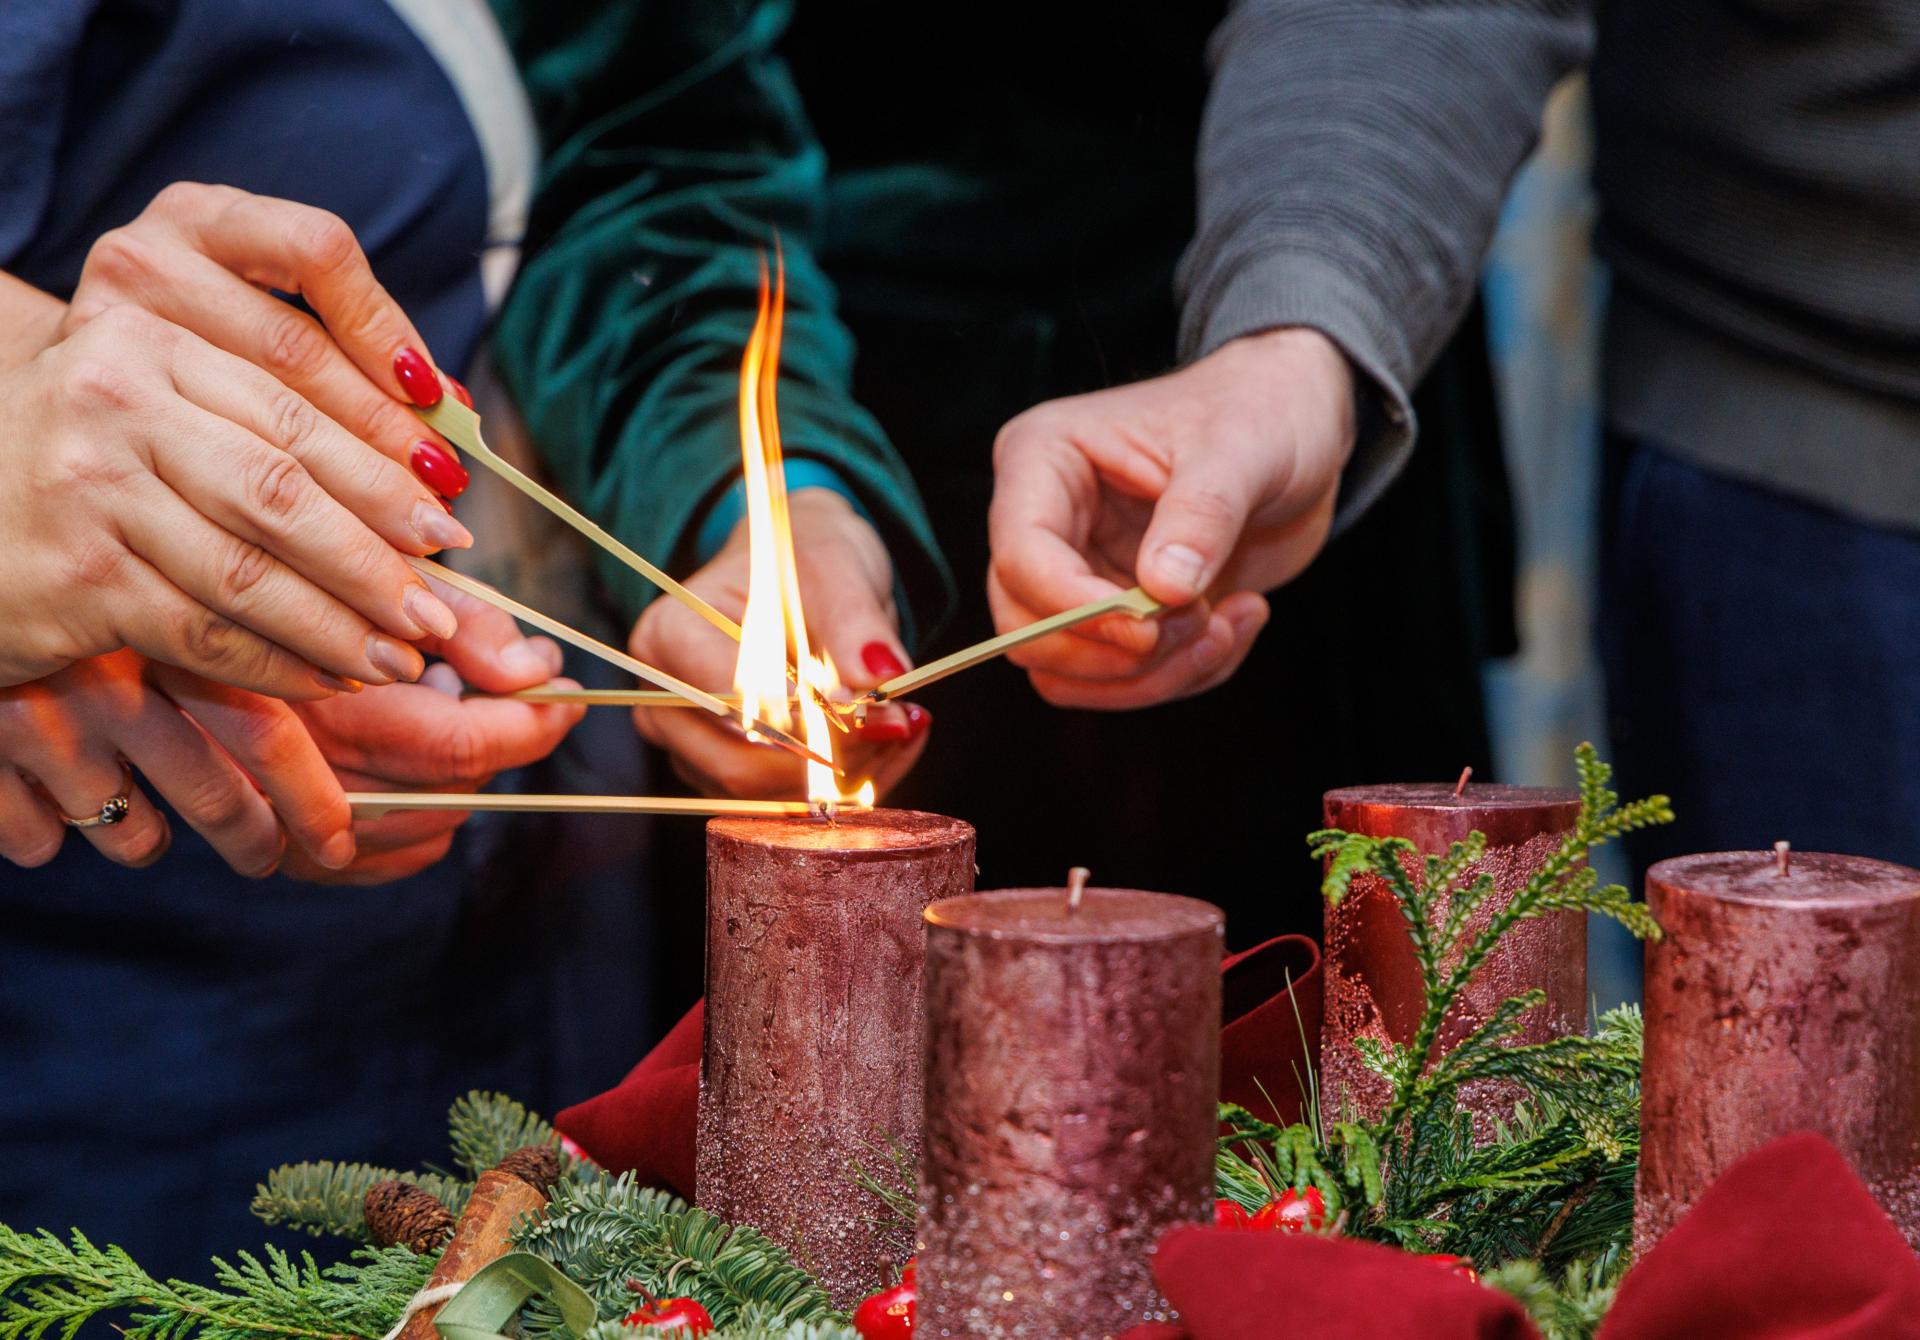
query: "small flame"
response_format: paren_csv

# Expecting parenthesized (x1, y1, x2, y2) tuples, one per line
(732, 253, 870, 810)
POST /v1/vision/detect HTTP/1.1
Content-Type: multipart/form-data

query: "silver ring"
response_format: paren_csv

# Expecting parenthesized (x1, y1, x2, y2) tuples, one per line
(58, 763, 134, 829)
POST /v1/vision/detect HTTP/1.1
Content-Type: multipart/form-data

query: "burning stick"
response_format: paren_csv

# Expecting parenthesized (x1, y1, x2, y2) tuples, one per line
(861, 586, 1163, 704)
(414, 396, 744, 644)
(348, 793, 830, 818)
(412, 557, 836, 772)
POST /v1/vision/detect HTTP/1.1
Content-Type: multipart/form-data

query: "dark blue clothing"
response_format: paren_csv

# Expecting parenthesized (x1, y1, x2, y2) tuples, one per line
(1600, 435, 1920, 875)
(0, 0, 651, 1281)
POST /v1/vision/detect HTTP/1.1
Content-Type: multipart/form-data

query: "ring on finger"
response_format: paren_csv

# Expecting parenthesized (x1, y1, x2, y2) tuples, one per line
(54, 761, 135, 829)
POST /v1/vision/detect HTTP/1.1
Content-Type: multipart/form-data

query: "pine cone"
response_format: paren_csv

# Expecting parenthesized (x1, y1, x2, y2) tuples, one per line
(494, 1144, 565, 1198)
(363, 1180, 456, 1253)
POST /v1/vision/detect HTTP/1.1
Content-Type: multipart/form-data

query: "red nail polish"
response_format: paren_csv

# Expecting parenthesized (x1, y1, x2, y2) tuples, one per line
(393, 347, 443, 407)
(859, 716, 912, 743)
(410, 440, 469, 498)
(861, 641, 907, 679)
(448, 375, 473, 409)
(903, 703, 931, 739)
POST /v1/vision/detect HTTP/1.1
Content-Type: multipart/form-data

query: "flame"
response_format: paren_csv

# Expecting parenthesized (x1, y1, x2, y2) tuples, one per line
(732, 254, 874, 811)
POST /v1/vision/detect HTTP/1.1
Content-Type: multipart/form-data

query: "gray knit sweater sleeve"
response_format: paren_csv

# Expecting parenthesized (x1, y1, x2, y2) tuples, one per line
(1176, 0, 1593, 525)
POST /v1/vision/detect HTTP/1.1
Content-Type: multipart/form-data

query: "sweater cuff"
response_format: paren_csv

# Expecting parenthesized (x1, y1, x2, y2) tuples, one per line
(693, 459, 872, 563)
(1182, 247, 1418, 534)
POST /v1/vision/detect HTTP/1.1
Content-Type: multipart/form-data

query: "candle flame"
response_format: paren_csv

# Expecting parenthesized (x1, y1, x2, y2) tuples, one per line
(732, 253, 874, 812)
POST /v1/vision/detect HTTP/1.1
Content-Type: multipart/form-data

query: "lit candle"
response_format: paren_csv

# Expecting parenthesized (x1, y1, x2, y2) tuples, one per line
(1319, 781, 1585, 1130)
(917, 884, 1223, 1339)
(697, 810, 976, 1308)
(1637, 848, 1920, 1252)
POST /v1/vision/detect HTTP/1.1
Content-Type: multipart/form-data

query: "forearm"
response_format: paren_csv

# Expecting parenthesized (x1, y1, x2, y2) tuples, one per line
(1178, 0, 1594, 523)
(0, 273, 64, 369)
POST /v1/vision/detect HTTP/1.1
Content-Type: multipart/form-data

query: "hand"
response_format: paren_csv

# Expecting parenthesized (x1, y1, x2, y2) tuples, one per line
(0, 649, 353, 876)
(279, 583, 586, 885)
(627, 489, 930, 799)
(0, 183, 474, 696)
(988, 327, 1356, 708)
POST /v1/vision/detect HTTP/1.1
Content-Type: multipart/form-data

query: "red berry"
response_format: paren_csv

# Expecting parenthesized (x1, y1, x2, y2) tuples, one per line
(1214, 1198, 1256, 1229)
(622, 1298, 714, 1334)
(852, 1280, 915, 1339)
(1423, 1253, 1480, 1284)
(1252, 1186, 1326, 1233)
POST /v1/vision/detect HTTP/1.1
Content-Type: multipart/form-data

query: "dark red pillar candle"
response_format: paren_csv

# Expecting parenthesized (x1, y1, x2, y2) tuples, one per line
(1320, 783, 1584, 1129)
(1637, 850, 1920, 1253)
(918, 888, 1223, 1340)
(698, 810, 975, 1308)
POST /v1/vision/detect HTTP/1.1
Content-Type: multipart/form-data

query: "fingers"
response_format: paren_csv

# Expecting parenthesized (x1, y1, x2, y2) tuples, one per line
(147, 660, 354, 871)
(1026, 593, 1269, 710)
(415, 582, 565, 693)
(987, 416, 1140, 630)
(151, 184, 444, 409)
(297, 679, 584, 788)
(25, 752, 171, 869)
(114, 473, 426, 688)
(163, 329, 471, 558)
(0, 768, 65, 867)
(1133, 443, 1264, 606)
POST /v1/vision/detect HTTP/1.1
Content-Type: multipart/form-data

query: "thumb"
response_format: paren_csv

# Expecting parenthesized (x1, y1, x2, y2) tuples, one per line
(1136, 451, 1260, 605)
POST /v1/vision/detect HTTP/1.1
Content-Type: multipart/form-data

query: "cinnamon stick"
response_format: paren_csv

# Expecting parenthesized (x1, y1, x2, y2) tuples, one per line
(396, 1167, 549, 1340)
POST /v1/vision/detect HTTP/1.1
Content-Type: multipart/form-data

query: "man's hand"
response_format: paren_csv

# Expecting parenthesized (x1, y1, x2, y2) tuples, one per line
(988, 327, 1356, 708)
(279, 583, 584, 885)
(628, 489, 930, 799)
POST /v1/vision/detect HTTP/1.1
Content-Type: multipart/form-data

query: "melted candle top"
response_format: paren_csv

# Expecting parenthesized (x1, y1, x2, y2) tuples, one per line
(925, 887, 1223, 943)
(708, 808, 972, 853)
(1653, 850, 1920, 908)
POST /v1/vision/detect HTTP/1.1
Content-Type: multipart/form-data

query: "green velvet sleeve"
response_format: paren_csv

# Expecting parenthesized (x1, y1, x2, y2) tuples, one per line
(488, 0, 953, 636)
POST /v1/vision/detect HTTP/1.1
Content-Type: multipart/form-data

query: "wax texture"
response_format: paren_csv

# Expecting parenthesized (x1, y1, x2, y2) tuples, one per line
(919, 888, 1223, 1339)
(1320, 784, 1584, 1131)
(1637, 850, 1920, 1252)
(698, 810, 976, 1308)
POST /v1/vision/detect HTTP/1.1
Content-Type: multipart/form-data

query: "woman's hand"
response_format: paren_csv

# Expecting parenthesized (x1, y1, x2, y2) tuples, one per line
(0, 183, 474, 697)
(0, 649, 354, 876)
(279, 585, 585, 886)
(987, 328, 1355, 708)
(627, 489, 930, 799)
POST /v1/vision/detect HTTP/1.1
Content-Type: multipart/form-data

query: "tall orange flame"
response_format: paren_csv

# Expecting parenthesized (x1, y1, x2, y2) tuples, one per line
(732, 255, 874, 811)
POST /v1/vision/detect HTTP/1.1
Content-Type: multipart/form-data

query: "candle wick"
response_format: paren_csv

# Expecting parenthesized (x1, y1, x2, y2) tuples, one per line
(1454, 766, 1473, 798)
(1066, 866, 1091, 914)
(1774, 840, 1791, 877)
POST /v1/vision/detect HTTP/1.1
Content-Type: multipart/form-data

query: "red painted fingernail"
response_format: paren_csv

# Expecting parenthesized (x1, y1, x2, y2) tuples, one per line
(903, 703, 931, 739)
(409, 440, 469, 498)
(859, 716, 912, 743)
(861, 641, 907, 679)
(448, 375, 473, 409)
(393, 347, 443, 407)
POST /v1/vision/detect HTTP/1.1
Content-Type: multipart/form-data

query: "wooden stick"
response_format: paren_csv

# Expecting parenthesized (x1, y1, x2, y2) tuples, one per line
(476, 686, 855, 733)
(412, 558, 836, 771)
(415, 397, 743, 642)
(347, 792, 825, 818)
(865, 586, 1164, 702)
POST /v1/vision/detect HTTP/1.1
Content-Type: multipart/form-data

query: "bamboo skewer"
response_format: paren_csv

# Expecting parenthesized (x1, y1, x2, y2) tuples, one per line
(863, 586, 1164, 703)
(348, 792, 827, 818)
(414, 398, 743, 642)
(412, 557, 837, 771)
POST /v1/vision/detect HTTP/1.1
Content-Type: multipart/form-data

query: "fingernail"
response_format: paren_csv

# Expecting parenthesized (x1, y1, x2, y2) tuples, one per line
(411, 497, 474, 551)
(318, 829, 357, 870)
(448, 375, 473, 409)
(409, 439, 469, 498)
(903, 703, 932, 739)
(538, 638, 564, 675)
(861, 641, 908, 679)
(393, 348, 443, 408)
(367, 633, 424, 683)
(859, 715, 912, 743)
(313, 670, 364, 694)
(403, 584, 458, 641)
(504, 639, 556, 679)
(1152, 543, 1209, 594)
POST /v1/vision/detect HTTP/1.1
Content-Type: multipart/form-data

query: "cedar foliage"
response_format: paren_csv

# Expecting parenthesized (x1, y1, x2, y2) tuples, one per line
(1216, 744, 1671, 1320)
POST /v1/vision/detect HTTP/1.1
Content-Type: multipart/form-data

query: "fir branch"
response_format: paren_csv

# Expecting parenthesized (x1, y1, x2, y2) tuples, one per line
(0, 1229, 429, 1340)
(251, 1164, 468, 1242)
(847, 1140, 917, 1235)
(512, 1175, 838, 1332)
(1484, 1252, 1627, 1340)
(446, 1092, 567, 1181)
